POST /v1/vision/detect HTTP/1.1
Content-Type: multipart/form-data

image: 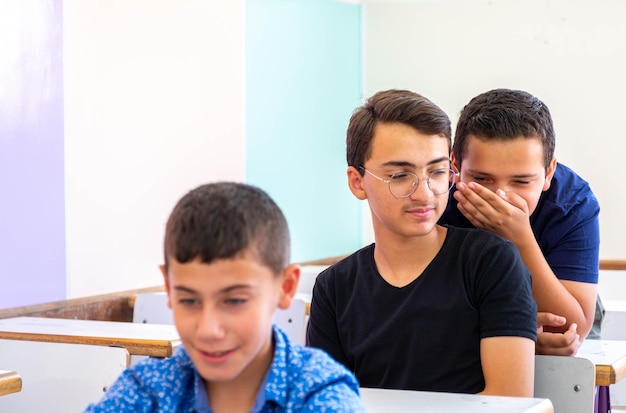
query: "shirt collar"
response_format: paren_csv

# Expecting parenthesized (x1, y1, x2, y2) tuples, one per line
(261, 325, 291, 407)
(191, 326, 285, 412)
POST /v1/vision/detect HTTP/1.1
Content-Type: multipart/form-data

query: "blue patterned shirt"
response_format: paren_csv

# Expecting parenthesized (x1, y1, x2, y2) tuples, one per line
(84, 325, 364, 412)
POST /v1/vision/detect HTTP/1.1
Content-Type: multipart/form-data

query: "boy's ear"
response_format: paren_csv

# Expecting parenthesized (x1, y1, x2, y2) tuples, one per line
(347, 166, 367, 200)
(543, 157, 557, 191)
(160, 264, 173, 309)
(450, 153, 460, 175)
(277, 264, 300, 310)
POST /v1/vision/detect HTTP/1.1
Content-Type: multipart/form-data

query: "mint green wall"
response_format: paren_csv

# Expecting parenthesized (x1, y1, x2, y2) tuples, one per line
(246, 0, 362, 262)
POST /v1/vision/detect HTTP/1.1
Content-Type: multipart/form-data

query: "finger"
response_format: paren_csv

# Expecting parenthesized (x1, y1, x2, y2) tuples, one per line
(456, 201, 486, 229)
(561, 324, 579, 345)
(496, 189, 530, 214)
(462, 182, 526, 216)
(454, 184, 499, 227)
(535, 330, 580, 356)
(460, 182, 503, 211)
(536, 312, 566, 327)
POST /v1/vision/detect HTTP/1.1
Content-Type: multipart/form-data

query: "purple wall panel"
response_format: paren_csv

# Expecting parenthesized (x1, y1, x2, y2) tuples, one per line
(0, 0, 66, 309)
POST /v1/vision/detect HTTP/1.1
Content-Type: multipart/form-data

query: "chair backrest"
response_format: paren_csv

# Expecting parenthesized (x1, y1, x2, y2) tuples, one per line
(272, 295, 308, 345)
(534, 355, 595, 413)
(297, 265, 328, 295)
(132, 292, 310, 345)
(0, 339, 129, 412)
(133, 292, 172, 325)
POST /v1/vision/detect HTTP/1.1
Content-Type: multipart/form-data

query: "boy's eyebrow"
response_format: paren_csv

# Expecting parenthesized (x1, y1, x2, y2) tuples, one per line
(466, 168, 539, 178)
(172, 285, 198, 295)
(382, 156, 450, 169)
(172, 284, 254, 295)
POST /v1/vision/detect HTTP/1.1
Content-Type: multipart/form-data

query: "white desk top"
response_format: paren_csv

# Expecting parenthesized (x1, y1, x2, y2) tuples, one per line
(0, 316, 180, 357)
(578, 339, 626, 385)
(604, 300, 626, 311)
(360, 388, 553, 412)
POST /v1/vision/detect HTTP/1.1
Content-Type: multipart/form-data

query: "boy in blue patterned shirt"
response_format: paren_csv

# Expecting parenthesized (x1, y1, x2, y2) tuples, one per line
(85, 182, 364, 413)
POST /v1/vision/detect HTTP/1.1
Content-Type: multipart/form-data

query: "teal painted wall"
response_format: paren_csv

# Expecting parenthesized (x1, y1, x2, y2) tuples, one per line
(246, 0, 362, 263)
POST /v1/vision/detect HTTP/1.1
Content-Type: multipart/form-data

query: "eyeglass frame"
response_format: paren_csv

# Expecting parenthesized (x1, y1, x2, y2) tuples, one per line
(358, 165, 458, 198)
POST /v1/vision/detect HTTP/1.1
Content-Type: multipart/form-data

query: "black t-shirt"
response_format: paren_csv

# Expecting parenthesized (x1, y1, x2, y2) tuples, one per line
(306, 226, 537, 394)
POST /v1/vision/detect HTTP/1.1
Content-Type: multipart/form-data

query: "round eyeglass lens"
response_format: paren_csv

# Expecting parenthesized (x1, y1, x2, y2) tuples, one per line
(428, 169, 455, 195)
(389, 169, 454, 197)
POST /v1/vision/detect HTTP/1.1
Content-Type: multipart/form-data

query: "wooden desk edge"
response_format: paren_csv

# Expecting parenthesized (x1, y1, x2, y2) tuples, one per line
(600, 354, 626, 386)
(0, 370, 22, 396)
(595, 365, 613, 386)
(0, 332, 181, 358)
(600, 259, 626, 271)
(592, 357, 626, 386)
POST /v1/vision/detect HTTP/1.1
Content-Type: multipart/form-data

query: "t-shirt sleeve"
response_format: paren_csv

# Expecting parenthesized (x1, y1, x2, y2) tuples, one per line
(472, 240, 538, 341)
(306, 271, 352, 369)
(544, 209, 600, 283)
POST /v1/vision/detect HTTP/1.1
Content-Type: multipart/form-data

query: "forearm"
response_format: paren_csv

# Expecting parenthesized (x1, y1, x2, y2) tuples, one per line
(515, 235, 595, 337)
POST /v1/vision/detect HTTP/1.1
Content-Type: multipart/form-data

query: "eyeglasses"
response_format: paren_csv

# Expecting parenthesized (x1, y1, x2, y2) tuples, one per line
(359, 166, 457, 198)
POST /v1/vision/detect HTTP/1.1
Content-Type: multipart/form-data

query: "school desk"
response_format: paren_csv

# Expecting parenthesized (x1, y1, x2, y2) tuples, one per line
(359, 388, 554, 412)
(578, 339, 626, 387)
(0, 316, 180, 358)
(0, 340, 128, 412)
(0, 370, 21, 397)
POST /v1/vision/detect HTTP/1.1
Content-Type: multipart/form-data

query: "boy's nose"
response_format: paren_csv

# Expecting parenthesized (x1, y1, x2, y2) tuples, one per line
(409, 177, 433, 200)
(197, 309, 226, 340)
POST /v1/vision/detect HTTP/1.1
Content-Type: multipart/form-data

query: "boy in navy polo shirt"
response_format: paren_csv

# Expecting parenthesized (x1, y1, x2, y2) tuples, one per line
(440, 88, 601, 356)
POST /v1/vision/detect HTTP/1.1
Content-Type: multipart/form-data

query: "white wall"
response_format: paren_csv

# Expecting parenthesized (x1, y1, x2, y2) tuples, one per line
(363, 0, 626, 258)
(64, 0, 245, 297)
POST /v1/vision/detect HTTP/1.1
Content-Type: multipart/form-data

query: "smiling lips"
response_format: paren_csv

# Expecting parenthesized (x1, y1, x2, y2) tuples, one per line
(199, 348, 235, 364)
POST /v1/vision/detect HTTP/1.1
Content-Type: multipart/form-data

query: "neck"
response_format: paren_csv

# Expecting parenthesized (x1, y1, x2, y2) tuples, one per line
(206, 337, 274, 413)
(373, 225, 447, 287)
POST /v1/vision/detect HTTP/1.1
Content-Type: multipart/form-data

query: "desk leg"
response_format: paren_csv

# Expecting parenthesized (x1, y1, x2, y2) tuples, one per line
(595, 386, 611, 413)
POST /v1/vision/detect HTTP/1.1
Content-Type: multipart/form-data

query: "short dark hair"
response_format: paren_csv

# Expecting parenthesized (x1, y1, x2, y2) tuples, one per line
(346, 89, 452, 172)
(163, 182, 290, 275)
(453, 88, 555, 170)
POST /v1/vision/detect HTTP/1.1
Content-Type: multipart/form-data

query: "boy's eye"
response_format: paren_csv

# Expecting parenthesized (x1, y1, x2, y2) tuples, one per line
(389, 172, 414, 182)
(178, 298, 199, 306)
(471, 176, 492, 183)
(514, 180, 532, 185)
(225, 298, 247, 306)
(430, 169, 448, 178)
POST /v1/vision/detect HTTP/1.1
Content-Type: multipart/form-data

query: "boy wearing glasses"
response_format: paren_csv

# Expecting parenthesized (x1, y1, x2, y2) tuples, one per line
(307, 89, 537, 396)
(439, 89, 601, 356)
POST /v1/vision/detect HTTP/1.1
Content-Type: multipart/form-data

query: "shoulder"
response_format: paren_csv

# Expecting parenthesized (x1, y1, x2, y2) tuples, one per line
(445, 225, 515, 251)
(316, 244, 374, 283)
(267, 327, 362, 409)
(443, 226, 525, 271)
(84, 347, 196, 412)
(543, 163, 600, 214)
